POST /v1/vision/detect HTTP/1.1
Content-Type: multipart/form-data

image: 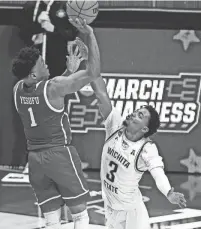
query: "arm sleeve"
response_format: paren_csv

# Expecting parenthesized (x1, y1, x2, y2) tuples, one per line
(150, 167, 171, 197)
(140, 143, 171, 197)
(103, 107, 123, 140)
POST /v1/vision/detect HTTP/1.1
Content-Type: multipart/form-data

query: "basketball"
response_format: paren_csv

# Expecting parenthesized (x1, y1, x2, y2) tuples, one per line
(66, 0, 99, 24)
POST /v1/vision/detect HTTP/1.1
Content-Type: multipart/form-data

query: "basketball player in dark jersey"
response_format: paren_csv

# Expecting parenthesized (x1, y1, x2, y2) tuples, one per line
(12, 18, 100, 229)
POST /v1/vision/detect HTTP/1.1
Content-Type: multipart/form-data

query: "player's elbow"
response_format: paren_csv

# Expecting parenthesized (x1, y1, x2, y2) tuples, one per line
(87, 66, 100, 80)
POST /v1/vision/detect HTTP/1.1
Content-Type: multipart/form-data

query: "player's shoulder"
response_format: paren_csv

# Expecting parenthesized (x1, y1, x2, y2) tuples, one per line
(45, 77, 63, 99)
(13, 80, 23, 94)
(143, 140, 158, 153)
(47, 77, 60, 92)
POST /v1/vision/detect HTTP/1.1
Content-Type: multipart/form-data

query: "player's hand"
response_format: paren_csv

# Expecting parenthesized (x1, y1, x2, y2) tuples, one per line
(32, 33, 43, 44)
(69, 18, 93, 35)
(41, 21, 55, 32)
(66, 38, 88, 73)
(75, 37, 88, 60)
(38, 11, 50, 23)
(167, 187, 187, 208)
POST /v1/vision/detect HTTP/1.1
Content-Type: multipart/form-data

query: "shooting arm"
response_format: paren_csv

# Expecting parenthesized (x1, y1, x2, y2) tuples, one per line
(90, 76, 112, 120)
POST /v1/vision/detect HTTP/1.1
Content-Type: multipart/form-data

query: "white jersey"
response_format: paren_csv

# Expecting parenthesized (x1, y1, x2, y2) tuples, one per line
(101, 107, 164, 210)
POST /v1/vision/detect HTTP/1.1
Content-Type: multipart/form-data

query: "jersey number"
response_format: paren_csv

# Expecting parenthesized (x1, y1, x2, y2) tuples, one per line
(28, 107, 37, 127)
(106, 161, 118, 183)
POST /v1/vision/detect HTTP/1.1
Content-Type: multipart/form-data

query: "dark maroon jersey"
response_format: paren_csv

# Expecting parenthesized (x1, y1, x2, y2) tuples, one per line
(14, 80, 71, 151)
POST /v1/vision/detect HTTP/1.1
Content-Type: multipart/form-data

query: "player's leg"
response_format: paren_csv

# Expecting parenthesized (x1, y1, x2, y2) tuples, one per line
(104, 205, 127, 229)
(28, 151, 64, 229)
(43, 145, 90, 229)
(126, 201, 150, 229)
(68, 202, 89, 229)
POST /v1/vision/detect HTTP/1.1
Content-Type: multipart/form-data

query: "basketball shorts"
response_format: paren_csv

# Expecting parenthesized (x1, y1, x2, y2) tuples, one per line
(28, 145, 90, 212)
(105, 201, 150, 229)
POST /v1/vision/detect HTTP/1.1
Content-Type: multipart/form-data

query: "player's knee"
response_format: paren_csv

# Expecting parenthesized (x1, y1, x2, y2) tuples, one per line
(43, 208, 61, 228)
(71, 208, 89, 227)
(68, 202, 87, 214)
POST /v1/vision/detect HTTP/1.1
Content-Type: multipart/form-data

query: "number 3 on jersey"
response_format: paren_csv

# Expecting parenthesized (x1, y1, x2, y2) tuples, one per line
(28, 107, 37, 127)
(106, 161, 118, 182)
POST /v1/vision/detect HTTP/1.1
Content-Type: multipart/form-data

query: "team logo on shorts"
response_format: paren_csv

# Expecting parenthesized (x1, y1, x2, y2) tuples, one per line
(68, 73, 201, 134)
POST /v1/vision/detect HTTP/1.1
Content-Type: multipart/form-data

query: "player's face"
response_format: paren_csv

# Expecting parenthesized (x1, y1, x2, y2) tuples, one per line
(34, 56, 50, 81)
(124, 108, 150, 135)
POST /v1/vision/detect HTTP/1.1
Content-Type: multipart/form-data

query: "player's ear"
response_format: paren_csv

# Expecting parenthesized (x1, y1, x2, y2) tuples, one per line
(30, 73, 37, 80)
(142, 126, 149, 133)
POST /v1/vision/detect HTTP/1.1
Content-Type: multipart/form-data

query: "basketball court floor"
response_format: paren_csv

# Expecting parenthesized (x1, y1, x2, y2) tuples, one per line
(1, 169, 201, 229)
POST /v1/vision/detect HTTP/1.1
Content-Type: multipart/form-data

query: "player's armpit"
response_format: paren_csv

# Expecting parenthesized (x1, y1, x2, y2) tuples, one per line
(48, 70, 99, 97)
(90, 76, 112, 119)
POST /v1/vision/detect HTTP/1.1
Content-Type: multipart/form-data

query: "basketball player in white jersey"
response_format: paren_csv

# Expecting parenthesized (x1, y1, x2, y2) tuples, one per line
(90, 76, 187, 229)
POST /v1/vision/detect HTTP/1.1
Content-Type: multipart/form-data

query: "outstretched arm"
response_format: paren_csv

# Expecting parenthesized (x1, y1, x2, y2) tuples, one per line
(141, 143, 186, 208)
(90, 76, 112, 120)
(150, 167, 186, 208)
(48, 18, 100, 96)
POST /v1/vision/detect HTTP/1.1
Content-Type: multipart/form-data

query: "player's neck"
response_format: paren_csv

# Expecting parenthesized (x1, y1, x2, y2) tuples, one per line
(23, 78, 36, 87)
(124, 129, 143, 142)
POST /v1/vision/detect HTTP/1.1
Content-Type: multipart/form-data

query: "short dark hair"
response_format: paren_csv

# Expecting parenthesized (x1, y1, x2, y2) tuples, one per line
(143, 105, 160, 138)
(12, 46, 40, 80)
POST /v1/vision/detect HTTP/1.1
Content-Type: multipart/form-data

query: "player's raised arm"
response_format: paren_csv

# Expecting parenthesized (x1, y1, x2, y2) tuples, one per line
(48, 18, 100, 96)
(90, 76, 112, 120)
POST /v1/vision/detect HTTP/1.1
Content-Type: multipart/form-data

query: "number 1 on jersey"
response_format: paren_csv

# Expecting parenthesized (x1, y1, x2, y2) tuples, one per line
(28, 107, 37, 127)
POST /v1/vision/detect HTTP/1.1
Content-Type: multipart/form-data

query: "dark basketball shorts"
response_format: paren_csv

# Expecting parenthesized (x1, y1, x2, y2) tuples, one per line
(28, 145, 90, 212)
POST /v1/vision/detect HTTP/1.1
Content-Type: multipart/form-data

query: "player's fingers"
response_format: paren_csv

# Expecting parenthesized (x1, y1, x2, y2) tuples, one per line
(79, 57, 84, 62)
(178, 197, 186, 206)
(82, 19, 87, 27)
(74, 45, 79, 56)
(181, 196, 187, 203)
(67, 42, 72, 54)
(180, 201, 186, 208)
(77, 52, 82, 58)
(180, 198, 187, 206)
(178, 202, 183, 208)
(68, 18, 74, 24)
(69, 44, 74, 56)
(75, 18, 84, 28)
(178, 194, 186, 201)
(68, 18, 78, 27)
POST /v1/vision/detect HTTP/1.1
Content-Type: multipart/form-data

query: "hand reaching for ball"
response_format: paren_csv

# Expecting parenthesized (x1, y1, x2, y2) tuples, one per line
(66, 38, 88, 73)
(69, 18, 93, 35)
